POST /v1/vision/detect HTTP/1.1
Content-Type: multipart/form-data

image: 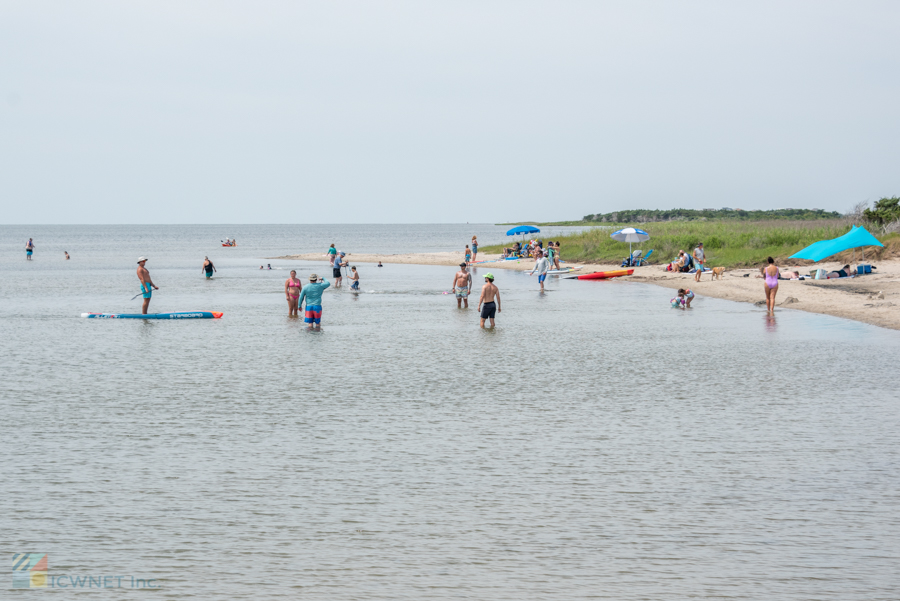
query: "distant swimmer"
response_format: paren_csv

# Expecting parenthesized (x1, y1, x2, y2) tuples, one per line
(348, 266, 360, 291)
(285, 269, 302, 316)
(26, 238, 34, 260)
(452, 262, 472, 308)
(477, 272, 501, 328)
(64, 251, 70, 260)
(267, 264, 272, 270)
(259, 265, 264, 270)
(471, 236, 478, 263)
(299, 273, 331, 329)
(530, 251, 550, 292)
(202, 256, 216, 279)
(332, 251, 347, 287)
(378, 261, 383, 267)
(136, 257, 158, 315)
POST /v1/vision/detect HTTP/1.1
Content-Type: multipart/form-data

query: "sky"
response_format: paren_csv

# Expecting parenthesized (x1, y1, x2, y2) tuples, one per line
(1, 1, 899, 224)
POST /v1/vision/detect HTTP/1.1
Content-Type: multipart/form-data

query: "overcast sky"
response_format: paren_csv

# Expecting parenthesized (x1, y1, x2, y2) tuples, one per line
(1, 1, 898, 224)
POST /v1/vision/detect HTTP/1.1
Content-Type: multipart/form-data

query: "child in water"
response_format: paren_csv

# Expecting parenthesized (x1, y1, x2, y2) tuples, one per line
(676, 288, 694, 308)
(348, 266, 360, 291)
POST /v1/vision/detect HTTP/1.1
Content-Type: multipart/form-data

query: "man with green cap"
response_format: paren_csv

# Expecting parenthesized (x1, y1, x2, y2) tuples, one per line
(477, 272, 501, 328)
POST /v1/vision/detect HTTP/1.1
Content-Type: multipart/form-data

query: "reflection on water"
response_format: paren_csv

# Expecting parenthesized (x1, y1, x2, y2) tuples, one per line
(1, 226, 899, 600)
(765, 313, 778, 332)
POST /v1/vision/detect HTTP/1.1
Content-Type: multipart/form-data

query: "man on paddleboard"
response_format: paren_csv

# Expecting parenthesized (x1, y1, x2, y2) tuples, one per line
(298, 273, 330, 329)
(452, 262, 472, 308)
(136, 257, 158, 315)
(478, 273, 501, 328)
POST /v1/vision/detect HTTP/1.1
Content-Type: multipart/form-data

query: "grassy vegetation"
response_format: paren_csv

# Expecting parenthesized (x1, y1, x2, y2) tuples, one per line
(481, 220, 900, 267)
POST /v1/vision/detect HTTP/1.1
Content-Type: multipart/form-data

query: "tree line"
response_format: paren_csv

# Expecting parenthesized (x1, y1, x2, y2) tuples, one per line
(582, 208, 842, 223)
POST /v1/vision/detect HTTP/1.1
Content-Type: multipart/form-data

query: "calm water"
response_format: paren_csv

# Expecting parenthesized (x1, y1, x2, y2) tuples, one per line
(2, 225, 899, 599)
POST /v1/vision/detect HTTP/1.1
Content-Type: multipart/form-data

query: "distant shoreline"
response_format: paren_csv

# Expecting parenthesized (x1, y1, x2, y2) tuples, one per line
(272, 252, 900, 331)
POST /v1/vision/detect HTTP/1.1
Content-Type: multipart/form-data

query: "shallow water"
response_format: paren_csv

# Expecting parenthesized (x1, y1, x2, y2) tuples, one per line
(2, 225, 899, 599)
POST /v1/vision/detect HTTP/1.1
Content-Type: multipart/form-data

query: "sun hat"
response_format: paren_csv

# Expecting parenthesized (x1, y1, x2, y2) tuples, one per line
(309, 273, 318, 281)
(137, 256, 148, 263)
(339, 251, 346, 256)
(485, 272, 494, 280)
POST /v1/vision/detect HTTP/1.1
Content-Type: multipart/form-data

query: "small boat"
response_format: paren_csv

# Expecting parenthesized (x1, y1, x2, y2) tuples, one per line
(565, 269, 634, 280)
(221, 243, 236, 247)
(82, 312, 223, 319)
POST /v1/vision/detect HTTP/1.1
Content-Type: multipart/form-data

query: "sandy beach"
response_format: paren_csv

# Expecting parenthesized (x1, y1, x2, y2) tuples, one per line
(275, 251, 900, 331)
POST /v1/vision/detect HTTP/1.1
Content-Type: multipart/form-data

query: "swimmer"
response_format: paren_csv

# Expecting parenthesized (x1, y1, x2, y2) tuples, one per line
(452, 262, 472, 308)
(26, 238, 34, 260)
(64, 251, 70, 260)
(136, 257, 158, 315)
(260, 265, 264, 270)
(202, 256, 216, 278)
(267, 264, 272, 270)
(285, 269, 302, 316)
(348, 266, 360, 291)
(378, 261, 383, 267)
(478, 273, 501, 328)
(677, 288, 694, 309)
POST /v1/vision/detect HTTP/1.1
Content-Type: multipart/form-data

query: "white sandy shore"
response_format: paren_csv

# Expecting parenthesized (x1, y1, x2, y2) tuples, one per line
(272, 252, 900, 331)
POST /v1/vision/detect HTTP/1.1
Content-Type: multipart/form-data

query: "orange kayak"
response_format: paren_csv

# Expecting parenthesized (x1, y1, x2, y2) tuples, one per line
(571, 269, 634, 280)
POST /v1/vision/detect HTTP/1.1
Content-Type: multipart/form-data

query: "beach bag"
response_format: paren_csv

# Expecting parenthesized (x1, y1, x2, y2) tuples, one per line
(814, 268, 826, 280)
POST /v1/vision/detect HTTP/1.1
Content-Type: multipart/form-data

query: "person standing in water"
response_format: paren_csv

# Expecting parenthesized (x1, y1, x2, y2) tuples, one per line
(202, 256, 216, 279)
(452, 262, 472, 308)
(26, 238, 34, 260)
(471, 236, 478, 263)
(136, 257, 158, 315)
(285, 269, 302, 316)
(64, 251, 70, 260)
(478, 273, 501, 328)
(763, 256, 780, 314)
(347, 266, 360, 292)
(332, 251, 347, 287)
(464, 245, 471, 264)
(299, 274, 330, 329)
(530, 251, 550, 291)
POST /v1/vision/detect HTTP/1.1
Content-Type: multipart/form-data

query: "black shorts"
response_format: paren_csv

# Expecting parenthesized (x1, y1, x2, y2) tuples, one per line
(480, 302, 496, 319)
(333, 267, 342, 278)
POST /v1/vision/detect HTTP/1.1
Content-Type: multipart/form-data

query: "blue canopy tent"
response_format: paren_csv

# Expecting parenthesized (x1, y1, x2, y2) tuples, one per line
(789, 225, 883, 263)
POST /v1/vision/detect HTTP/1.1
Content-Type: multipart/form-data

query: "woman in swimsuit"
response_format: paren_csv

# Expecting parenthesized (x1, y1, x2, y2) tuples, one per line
(471, 236, 478, 263)
(763, 256, 780, 313)
(285, 270, 302, 316)
(202, 257, 216, 278)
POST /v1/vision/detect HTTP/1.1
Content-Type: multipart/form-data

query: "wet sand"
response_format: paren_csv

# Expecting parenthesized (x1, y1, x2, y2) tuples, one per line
(273, 252, 900, 331)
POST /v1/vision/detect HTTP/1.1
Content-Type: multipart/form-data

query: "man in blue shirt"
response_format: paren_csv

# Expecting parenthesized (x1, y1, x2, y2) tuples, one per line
(332, 251, 347, 287)
(298, 274, 330, 328)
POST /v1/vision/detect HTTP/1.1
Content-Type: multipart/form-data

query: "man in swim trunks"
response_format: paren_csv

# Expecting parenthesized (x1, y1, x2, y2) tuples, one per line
(202, 256, 216, 278)
(26, 238, 34, 260)
(452, 262, 472, 308)
(530, 250, 550, 292)
(348, 266, 360, 291)
(136, 257, 158, 315)
(332, 251, 347, 287)
(478, 273, 501, 328)
(298, 273, 330, 329)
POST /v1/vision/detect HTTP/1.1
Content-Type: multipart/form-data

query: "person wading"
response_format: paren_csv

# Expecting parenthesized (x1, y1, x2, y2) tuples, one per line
(452, 263, 472, 308)
(136, 257, 158, 315)
(478, 273, 501, 328)
(202, 256, 216, 279)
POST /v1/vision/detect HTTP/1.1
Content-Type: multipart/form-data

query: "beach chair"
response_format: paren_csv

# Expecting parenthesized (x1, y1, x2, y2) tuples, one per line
(634, 249, 654, 266)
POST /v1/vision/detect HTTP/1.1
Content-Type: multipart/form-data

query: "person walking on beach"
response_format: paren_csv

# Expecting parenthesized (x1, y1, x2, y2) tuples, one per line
(299, 273, 330, 329)
(348, 266, 360, 292)
(471, 236, 478, 263)
(285, 269, 302, 316)
(136, 257, 158, 315)
(202, 256, 216, 279)
(332, 251, 347, 287)
(478, 273, 501, 328)
(26, 238, 34, 260)
(530, 250, 550, 291)
(452, 262, 472, 308)
(763, 256, 780, 314)
(693, 243, 705, 282)
(327, 244, 337, 260)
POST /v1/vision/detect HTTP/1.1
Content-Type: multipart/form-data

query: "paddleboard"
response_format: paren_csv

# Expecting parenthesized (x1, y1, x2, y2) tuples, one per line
(82, 312, 223, 319)
(565, 269, 634, 280)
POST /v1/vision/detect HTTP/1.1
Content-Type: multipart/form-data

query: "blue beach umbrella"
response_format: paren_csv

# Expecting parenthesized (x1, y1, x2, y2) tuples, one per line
(610, 227, 650, 256)
(506, 225, 541, 236)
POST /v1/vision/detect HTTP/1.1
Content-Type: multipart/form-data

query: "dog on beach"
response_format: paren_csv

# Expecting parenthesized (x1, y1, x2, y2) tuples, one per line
(710, 267, 725, 281)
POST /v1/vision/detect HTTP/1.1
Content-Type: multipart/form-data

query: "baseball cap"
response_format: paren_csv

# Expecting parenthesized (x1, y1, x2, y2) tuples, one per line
(485, 272, 494, 281)
(137, 256, 148, 263)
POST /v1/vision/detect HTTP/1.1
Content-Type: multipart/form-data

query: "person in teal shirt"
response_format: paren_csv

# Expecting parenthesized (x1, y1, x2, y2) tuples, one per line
(299, 274, 330, 328)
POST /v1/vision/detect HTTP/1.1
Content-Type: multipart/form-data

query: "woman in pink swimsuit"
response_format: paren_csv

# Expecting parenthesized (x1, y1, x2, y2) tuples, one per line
(763, 256, 780, 314)
(285, 270, 302, 316)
